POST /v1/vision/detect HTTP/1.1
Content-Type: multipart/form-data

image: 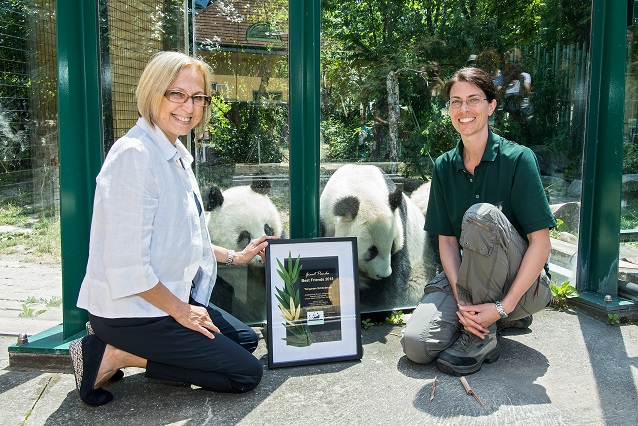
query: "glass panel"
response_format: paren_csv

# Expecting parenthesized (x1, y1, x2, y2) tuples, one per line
(194, 0, 289, 324)
(0, 1, 60, 263)
(621, 3, 638, 298)
(100, 0, 187, 152)
(320, 1, 591, 312)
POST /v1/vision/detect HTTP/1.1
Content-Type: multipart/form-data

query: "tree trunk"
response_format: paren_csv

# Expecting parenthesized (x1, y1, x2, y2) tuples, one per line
(387, 70, 400, 164)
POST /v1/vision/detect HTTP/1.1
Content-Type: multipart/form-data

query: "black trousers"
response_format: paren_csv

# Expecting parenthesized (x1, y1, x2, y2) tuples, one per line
(89, 300, 263, 393)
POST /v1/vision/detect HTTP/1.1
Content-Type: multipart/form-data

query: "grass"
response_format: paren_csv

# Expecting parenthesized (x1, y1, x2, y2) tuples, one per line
(0, 202, 61, 263)
(621, 197, 638, 230)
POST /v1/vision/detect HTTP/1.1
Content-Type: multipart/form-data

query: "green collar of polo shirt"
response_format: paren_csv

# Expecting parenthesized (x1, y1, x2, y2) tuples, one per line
(451, 130, 500, 172)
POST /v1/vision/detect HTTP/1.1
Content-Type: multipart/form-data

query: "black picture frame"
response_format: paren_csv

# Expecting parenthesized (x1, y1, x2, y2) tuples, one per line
(266, 237, 362, 368)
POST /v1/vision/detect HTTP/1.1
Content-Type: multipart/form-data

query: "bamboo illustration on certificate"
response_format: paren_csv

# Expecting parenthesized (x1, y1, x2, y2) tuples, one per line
(274, 252, 342, 348)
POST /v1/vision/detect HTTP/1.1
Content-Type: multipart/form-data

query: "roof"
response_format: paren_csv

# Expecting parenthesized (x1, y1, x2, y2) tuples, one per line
(195, 0, 288, 51)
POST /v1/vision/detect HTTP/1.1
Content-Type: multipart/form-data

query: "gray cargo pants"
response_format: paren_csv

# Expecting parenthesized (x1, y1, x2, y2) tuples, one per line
(401, 203, 551, 364)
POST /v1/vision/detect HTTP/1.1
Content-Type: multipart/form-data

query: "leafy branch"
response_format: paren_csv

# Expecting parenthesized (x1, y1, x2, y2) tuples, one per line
(275, 252, 312, 347)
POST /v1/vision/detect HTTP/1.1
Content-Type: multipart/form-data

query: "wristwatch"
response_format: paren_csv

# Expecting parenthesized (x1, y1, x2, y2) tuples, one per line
(226, 249, 235, 266)
(495, 301, 508, 318)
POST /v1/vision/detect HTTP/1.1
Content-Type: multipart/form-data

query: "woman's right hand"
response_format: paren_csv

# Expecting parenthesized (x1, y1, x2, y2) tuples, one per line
(175, 302, 220, 339)
(139, 283, 220, 339)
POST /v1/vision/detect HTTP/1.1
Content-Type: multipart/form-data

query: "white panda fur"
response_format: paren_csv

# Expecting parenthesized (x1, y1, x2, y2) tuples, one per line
(320, 164, 427, 307)
(204, 181, 283, 265)
(410, 181, 431, 216)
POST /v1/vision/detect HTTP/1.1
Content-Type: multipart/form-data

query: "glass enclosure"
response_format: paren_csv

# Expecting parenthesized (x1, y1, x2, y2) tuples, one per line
(6, 0, 634, 326)
(621, 6, 638, 298)
(0, 0, 59, 262)
(319, 1, 591, 312)
(100, 0, 187, 152)
(193, 0, 290, 324)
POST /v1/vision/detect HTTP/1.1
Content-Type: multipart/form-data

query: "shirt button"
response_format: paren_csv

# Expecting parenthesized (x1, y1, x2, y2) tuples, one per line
(470, 178, 473, 182)
(475, 195, 479, 199)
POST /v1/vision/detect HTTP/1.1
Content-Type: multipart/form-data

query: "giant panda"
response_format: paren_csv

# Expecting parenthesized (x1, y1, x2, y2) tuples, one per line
(204, 177, 284, 263)
(320, 164, 432, 308)
(204, 176, 285, 322)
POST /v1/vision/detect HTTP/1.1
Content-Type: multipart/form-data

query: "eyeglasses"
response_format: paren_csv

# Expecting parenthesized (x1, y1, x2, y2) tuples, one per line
(447, 97, 487, 109)
(164, 90, 212, 107)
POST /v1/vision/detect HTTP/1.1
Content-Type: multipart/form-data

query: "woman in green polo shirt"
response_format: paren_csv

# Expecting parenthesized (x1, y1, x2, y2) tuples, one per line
(401, 67, 555, 376)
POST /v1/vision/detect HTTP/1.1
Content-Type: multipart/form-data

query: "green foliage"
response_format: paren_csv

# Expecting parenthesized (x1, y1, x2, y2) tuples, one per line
(623, 143, 638, 174)
(322, 117, 370, 161)
(319, 0, 591, 172)
(608, 314, 620, 325)
(361, 318, 376, 329)
(17, 296, 59, 317)
(621, 197, 638, 230)
(0, 2, 33, 172)
(385, 310, 405, 325)
(207, 99, 285, 164)
(419, 110, 458, 159)
(550, 281, 579, 310)
(549, 218, 565, 238)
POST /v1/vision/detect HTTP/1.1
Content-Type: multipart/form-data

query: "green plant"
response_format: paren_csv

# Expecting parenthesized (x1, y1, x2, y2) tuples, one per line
(549, 218, 565, 238)
(43, 296, 62, 307)
(550, 281, 579, 310)
(322, 117, 367, 161)
(17, 295, 60, 317)
(608, 314, 620, 325)
(361, 318, 375, 329)
(385, 310, 405, 325)
(207, 99, 286, 164)
(18, 303, 45, 318)
(274, 252, 312, 347)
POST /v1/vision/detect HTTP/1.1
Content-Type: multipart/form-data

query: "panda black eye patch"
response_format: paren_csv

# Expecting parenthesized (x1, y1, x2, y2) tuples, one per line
(363, 245, 379, 261)
(237, 230, 251, 248)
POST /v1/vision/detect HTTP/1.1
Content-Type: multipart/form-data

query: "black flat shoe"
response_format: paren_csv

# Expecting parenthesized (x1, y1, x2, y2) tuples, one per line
(69, 335, 113, 406)
(85, 321, 124, 382)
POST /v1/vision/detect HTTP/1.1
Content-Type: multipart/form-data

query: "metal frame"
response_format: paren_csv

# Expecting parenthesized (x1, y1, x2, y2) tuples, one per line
(288, 0, 321, 238)
(575, 0, 636, 317)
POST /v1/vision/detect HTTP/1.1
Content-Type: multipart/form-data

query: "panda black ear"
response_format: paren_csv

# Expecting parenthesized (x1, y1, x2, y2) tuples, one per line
(333, 196, 359, 219)
(389, 187, 403, 211)
(251, 170, 271, 195)
(206, 186, 224, 211)
(264, 223, 274, 236)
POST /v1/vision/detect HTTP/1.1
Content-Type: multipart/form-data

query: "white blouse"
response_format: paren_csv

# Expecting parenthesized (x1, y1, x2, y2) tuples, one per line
(77, 118, 216, 318)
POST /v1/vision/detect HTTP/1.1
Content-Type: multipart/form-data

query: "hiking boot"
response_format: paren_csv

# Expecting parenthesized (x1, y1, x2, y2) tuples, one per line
(497, 315, 533, 332)
(436, 324, 499, 376)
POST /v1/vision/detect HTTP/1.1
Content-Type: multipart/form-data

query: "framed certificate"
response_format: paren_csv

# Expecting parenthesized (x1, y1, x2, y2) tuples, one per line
(265, 237, 362, 368)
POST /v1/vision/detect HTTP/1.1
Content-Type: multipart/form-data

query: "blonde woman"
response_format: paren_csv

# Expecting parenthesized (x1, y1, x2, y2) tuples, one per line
(69, 52, 274, 406)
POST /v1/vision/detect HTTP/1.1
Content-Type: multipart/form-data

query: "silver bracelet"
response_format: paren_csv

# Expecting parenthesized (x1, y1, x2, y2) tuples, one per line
(495, 301, 508, 319)
(226, 249, 235, 266)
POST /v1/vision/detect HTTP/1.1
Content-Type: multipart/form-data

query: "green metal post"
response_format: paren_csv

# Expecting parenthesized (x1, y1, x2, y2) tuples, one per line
(577, 0, 627, 305)
(57, 0, 104, 340)
(288, 0, 320, 238)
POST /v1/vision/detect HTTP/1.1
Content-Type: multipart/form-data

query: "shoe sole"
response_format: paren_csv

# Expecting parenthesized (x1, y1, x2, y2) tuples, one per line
(436, 346, 501, 376)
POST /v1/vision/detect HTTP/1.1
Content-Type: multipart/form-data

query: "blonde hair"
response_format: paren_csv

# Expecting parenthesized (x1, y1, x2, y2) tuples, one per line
(136, 51, 213, 137)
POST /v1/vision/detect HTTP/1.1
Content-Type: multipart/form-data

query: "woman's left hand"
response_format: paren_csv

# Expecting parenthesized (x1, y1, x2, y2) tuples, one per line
(232, 235, 279, 265)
